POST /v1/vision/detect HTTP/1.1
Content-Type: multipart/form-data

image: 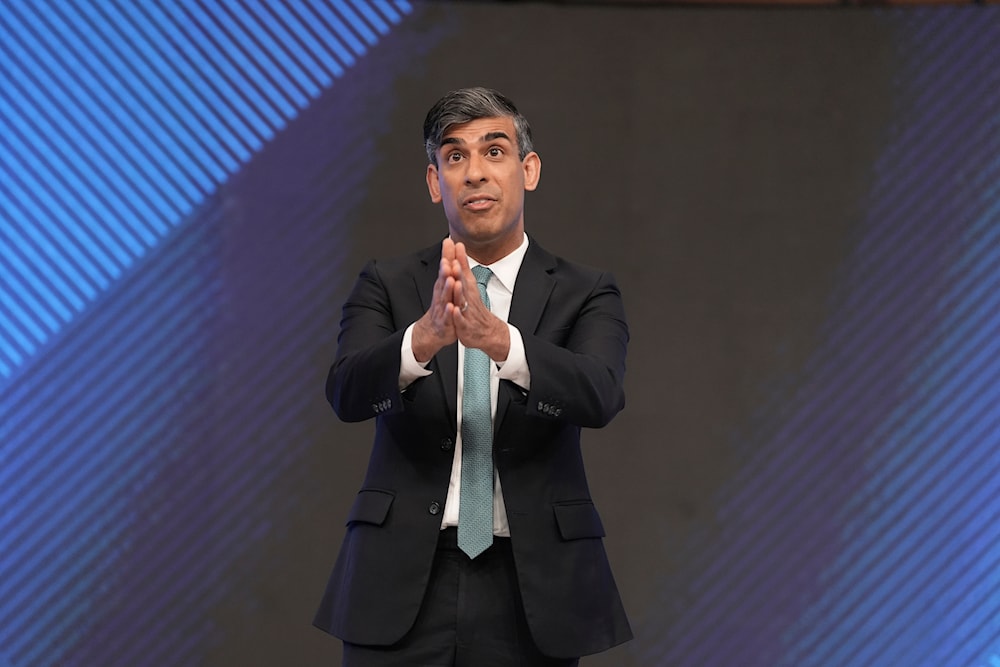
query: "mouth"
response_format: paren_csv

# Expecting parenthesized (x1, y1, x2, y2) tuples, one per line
(462, 195, 497, 211)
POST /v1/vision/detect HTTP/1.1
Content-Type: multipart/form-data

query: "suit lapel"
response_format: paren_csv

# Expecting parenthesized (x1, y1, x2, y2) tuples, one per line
(495, 239, 557, 433)
(507, 239, 557, 335)
(414, 243, 459, 430)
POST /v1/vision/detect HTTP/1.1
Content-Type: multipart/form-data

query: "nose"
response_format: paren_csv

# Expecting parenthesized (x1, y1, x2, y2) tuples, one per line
(464, 153, 488, 184)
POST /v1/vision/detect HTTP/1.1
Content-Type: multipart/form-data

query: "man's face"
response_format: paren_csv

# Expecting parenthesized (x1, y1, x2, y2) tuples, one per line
(426, 116, 541, 262)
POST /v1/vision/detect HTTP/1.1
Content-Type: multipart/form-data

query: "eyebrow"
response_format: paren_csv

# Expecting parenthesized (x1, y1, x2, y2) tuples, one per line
(482, 131, 512, 143)
(440, 131, 513, 148)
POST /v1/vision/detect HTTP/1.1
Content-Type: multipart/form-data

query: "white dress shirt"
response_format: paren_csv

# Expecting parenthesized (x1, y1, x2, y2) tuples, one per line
(398, 233, 532, 536)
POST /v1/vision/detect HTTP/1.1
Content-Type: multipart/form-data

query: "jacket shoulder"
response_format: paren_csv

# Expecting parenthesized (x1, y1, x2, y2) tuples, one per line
(526, 238, 619, 289)
(356, 241, 439, 280)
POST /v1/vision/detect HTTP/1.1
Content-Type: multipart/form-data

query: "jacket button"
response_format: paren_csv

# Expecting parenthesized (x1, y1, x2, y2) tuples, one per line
(428, 501, 441, 515)
(440, 438, 454, 451)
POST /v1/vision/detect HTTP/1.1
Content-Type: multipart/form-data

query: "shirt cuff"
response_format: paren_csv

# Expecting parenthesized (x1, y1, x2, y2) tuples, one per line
(400, 323, 433, 390)
(496, 323, 530, 390)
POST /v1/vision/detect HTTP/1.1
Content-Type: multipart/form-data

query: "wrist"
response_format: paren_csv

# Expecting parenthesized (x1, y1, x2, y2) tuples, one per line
(411, 320, 437, 363)
(485, 320, 510, 362)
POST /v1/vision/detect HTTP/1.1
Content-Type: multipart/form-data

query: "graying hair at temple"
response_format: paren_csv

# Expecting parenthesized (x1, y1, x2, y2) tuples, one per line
(423, 87, 535, 167)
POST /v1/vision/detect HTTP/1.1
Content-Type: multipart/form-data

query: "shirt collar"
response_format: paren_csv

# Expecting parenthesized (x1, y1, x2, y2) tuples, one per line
(469, 233, 529, 293)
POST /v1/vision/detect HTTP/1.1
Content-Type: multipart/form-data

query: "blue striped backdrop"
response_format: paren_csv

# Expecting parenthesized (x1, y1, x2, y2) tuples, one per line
(1, 1, 411, 664)
(639, 10, 1000, 667)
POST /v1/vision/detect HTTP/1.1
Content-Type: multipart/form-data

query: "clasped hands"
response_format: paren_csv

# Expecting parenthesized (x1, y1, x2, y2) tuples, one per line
(411, 239, 510, 364)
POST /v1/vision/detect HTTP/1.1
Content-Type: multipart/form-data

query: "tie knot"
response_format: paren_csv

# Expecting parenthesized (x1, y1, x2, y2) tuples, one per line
(471, 265, 492, 288)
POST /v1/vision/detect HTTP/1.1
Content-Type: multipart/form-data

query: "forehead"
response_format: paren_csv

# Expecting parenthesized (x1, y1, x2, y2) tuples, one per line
(440, 116, 517, 144)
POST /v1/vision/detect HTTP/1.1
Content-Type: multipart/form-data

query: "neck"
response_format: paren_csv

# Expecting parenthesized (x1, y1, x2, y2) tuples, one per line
(461, 234, 524, 267)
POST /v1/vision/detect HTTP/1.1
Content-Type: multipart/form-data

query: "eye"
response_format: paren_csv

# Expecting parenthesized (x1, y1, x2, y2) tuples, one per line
(447, 151, 463, 163)
(487, 147, 503, 158)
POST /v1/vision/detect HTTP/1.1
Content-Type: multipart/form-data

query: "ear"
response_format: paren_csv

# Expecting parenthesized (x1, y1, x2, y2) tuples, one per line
(426, 163, 442, 203)
(522, 152, 541, 192)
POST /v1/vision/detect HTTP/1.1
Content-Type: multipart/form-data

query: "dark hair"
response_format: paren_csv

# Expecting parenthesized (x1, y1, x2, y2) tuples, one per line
(423, 87, 534, 166)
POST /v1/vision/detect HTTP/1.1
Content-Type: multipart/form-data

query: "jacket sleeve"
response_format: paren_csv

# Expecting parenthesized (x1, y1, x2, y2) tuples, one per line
(521, 271, 628, 429)
(326, 260, 407, 423)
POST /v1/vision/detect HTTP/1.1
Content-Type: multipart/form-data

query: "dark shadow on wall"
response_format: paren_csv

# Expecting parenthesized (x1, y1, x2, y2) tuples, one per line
(325, 5, 897, 667)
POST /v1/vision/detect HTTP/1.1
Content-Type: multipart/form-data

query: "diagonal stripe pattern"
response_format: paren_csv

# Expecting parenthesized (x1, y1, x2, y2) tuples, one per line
(0, 2, 419, 665)
(0, 0, 412, 383)
(639, 9, 1000, 667)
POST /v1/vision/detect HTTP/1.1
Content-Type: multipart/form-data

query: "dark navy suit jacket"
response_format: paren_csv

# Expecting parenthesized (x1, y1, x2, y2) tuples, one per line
(313, 238, 632, 658)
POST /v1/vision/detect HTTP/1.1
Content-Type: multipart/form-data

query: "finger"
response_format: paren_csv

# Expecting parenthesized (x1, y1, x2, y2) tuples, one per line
(434, 278, 459, 337)
(451, 246, 477, 295)
(442, 276, 456, 306)
(433, 260, 448, 299)
(433, 276, 455, 319)
(453, 299, 486, 347)
(439, 256, 454, 281)
(452, 297, 470, 332)
(454, 242, 471, 274)
(451, 276, 465, 310)
(442, 237, 455, 262)
(453, 244, 475, 288)
(432, 266, 447, 302)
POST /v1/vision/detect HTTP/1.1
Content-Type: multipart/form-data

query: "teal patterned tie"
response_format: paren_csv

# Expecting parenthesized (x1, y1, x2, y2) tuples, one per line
(458, 265, 494, 558)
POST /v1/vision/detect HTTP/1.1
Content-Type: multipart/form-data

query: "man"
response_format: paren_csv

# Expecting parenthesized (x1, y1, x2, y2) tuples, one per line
(314, 87, 631, 666)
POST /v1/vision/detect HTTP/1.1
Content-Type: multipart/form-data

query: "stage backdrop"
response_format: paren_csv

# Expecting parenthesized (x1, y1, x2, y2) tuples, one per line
(2, 2, 999, 666)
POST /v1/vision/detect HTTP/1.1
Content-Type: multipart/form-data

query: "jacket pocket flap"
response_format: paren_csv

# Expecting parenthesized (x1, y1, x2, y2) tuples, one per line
(346, 489, 395, 527)
(553, 501, 606, 540)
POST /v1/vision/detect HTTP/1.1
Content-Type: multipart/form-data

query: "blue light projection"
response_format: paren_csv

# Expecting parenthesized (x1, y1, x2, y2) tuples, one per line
(1, 2, 414, 665)
(982, 653, 1000, 667)
(637, 10, 1000, 667)
(0, 0, 411, 383)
